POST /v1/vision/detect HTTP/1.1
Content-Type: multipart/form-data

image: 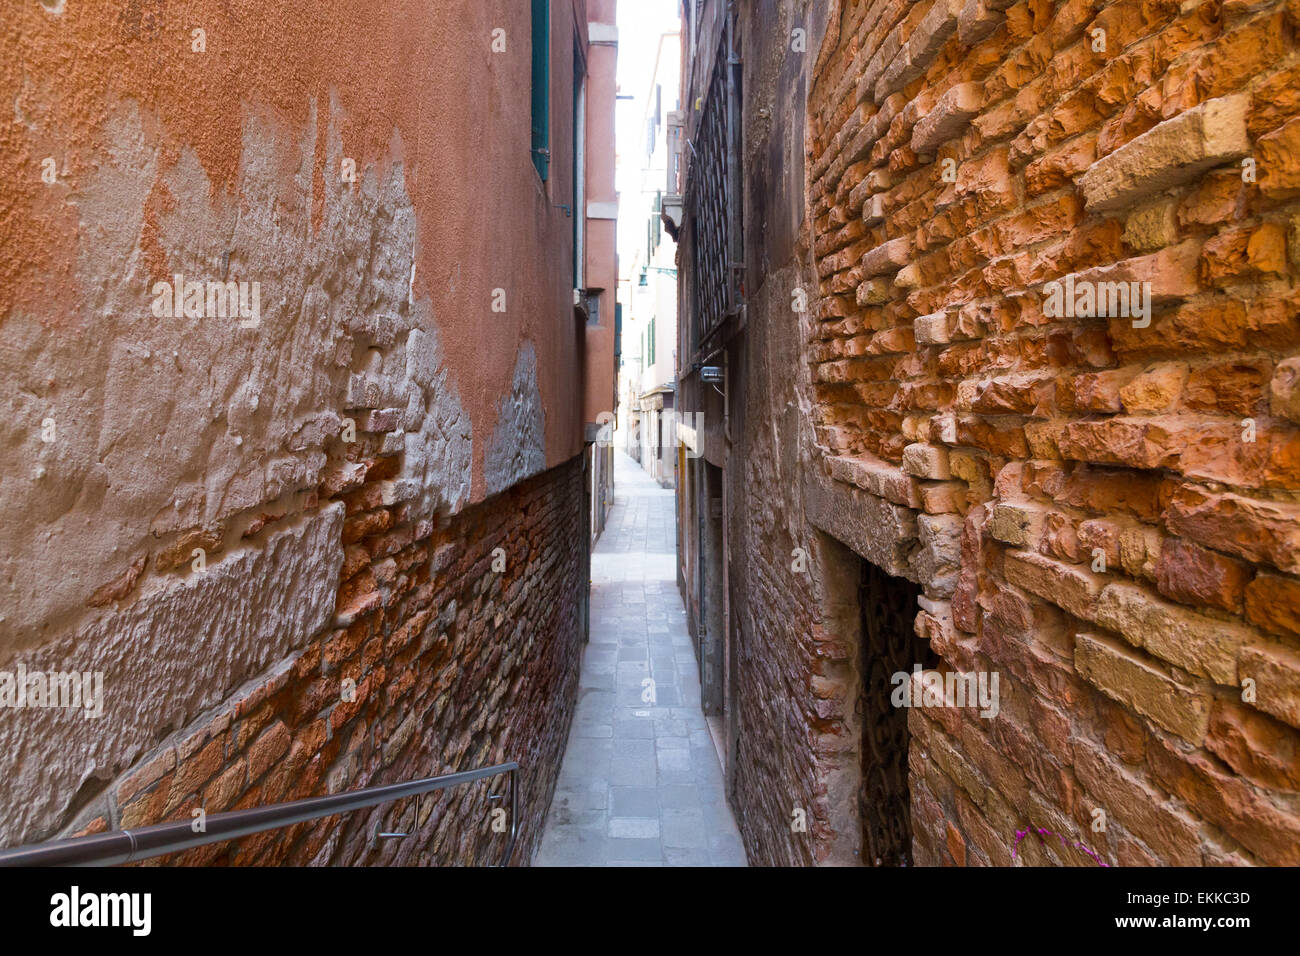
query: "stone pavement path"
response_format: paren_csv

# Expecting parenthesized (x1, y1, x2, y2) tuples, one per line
(535, 452, 748, 866)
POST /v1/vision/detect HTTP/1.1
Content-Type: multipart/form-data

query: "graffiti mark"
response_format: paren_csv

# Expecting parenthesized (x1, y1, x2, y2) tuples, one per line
(1012, 826, 1111, 867)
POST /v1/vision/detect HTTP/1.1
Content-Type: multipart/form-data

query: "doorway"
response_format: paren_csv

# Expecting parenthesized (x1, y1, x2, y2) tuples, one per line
(856, 560, 936, 866)
(698, 461, 725, 716)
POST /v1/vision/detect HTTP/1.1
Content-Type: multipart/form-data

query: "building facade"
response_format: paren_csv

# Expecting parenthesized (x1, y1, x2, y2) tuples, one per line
(676, 0, 1300, 866)
(584, 1, 622, 540)
(619, 32, 683, 488)
(0, 0, 616, 864)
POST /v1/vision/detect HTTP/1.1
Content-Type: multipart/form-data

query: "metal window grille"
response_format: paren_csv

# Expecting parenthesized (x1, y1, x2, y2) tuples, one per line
(683, 17, 741, 354)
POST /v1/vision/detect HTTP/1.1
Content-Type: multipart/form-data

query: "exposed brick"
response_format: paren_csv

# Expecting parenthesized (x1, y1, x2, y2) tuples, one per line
(1119, 363, 1188, 415)
(1095, 581, 1252, 686)
(1066, 240, 1203, 303)
(246, 721, 291, 784)
(1072, 736, 1201, 867)
(1079, 94, 1250, 212)
(1206, 698, 1300, 792)
(1201, 222, 1289, 285)
(1238, 642, 1300, 730)
(912, 82, 982, 154)
(875, 0, 964, 101)
(1272, 357, 1300, 425)
(1075, 632, 1210, 743)
(1155, 537, 1251, 613)
(204, 757, 248, 810)
(1148, 733, 1300, 865)
(728, 0, 1300, 868)
(988, 501, 1043, 547)
(81, 459, 586, 867)
(86, 555, 147, 607)
(826, 452, 923, 507)
(913, 310, 951, 345)
(860, 236, 913, 276)
(957, 0, 1002, 46)
(1123, 199, 1179, 254)
(1164, 484, 1300, 575)
(1257, 115, 1300, 199)
(902, 442, 952, 479)
(1244, 572, 1300, 640)
(1004, 550, 1102, 622)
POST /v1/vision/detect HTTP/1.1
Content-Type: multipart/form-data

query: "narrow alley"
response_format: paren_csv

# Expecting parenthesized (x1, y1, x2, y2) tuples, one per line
(5, 0, 1300, 908)
(536, 453, 746, 867)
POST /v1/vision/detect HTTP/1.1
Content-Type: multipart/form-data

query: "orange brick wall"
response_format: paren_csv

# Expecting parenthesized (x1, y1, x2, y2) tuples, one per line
(807, 0, 1300, 865)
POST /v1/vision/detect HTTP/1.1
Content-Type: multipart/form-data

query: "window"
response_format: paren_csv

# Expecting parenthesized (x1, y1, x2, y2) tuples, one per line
(614, 302, 622, 363)
(648, 316, 656, 367)
(572, 40, 584, 285)
(651, 192, 662, 254)
(530, 0, 550, 180)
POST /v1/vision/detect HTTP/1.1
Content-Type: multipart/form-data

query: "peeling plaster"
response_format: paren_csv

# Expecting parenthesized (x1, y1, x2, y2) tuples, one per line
(0, 505, 344, 840)
(0, 97, 471, 650)
(404, 321, 473, 518)
(483, 342, 547, 496)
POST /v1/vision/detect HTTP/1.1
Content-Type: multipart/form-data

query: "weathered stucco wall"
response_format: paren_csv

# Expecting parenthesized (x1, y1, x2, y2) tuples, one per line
(584, 0, 620, 430)
(0, 0, 592, 854)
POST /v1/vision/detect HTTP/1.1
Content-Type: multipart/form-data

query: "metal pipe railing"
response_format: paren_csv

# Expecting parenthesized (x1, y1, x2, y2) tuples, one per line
(0, 761, 519, 868)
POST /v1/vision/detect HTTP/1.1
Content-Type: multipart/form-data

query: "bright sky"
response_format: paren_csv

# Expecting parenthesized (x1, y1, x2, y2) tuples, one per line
(615, 0, 681, 288)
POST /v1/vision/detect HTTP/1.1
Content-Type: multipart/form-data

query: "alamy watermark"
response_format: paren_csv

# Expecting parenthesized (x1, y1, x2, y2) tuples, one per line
(1042, 276, 1152, 328)
(151, 274, 261, 328)
(891, 665, 999, 719)
(50, 886, 150, 936)
(595, 409, 705, 458)
(0, 665, 104, 719)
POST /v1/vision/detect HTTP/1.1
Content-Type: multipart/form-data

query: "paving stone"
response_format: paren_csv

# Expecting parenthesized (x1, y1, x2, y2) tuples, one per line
(612, 738, 655, 759)
(606, 838, 663, 862)
(610, 786, 659, 818)
(610, 755, 657, 787)
(609, 817, 661, 839)
(665, 846, 711, 866)
(656, 748, 692, 773)
(662, 807, 708, 848)
(536, 825, 609, 866)
(613, 718, 656, 739)
(658, 785, 703, 810)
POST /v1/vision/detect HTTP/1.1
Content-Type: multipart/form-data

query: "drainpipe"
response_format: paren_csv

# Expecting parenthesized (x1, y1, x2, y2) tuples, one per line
(722, 352, 732, 447)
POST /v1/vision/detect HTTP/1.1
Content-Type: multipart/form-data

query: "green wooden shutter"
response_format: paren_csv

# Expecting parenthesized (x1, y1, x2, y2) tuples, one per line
(530, 0, 550, 180)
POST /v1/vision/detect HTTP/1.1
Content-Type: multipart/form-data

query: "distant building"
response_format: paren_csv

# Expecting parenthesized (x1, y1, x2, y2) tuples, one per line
(618, 31, 681, 489)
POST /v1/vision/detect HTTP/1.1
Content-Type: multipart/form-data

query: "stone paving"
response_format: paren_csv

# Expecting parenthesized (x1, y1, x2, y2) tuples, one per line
(535, 452, 747, 867)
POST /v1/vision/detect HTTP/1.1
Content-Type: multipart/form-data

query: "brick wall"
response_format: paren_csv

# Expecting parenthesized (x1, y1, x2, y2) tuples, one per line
(65, 452, 585, 866)
(807, 0, 1300, 865)
(728, 268, 837, 866)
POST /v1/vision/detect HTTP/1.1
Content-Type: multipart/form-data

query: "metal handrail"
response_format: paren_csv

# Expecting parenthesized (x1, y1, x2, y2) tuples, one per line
(0, 761, 519, 868)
